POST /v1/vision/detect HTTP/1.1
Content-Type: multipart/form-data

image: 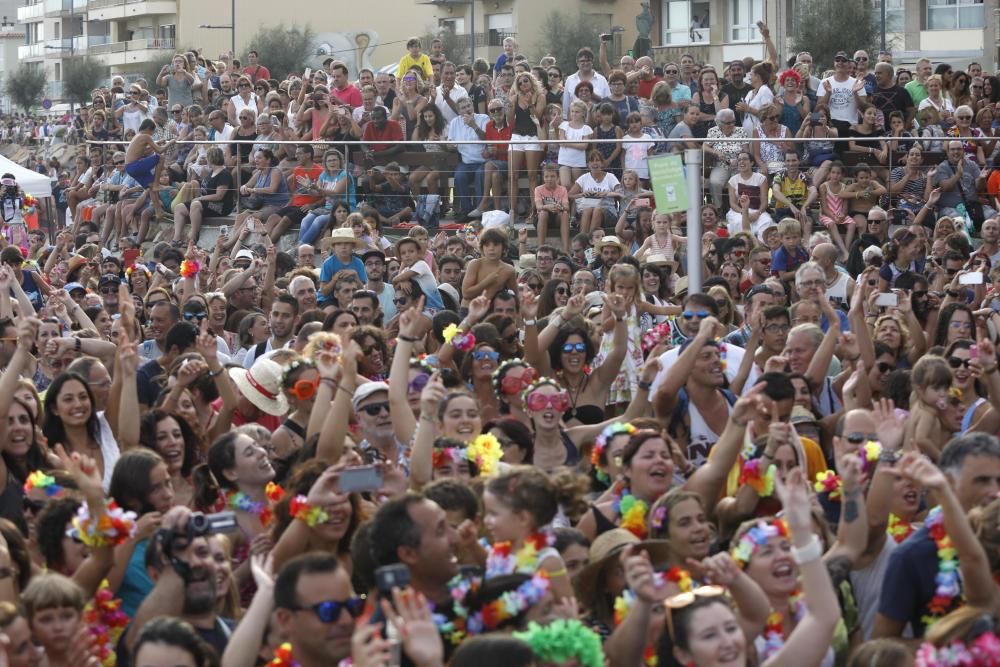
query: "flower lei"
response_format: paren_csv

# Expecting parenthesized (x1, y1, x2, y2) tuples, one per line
(760, 592, 806, 661)
(887, 513, 915, 543)
(641, 321, 672, 354)
(914, 631, 1000, 667)
(611, 484, 650, 539)
(814, 470, 843, 501)
(68, 501, 137, 548)
(731, 518, 789, 567)
(24, 470, 65, 497)
(84, 581, 129, 667)
(466, 433, 503, 476)
(178, 259, 201, 278)
(613, 567, 692, 626)
(21, 193, 37, 216)
(438, 572, 551, 642)
(591, 422, 636, 484)
(268, 643, 301, 667)
(485, 530, 555, 578)
(289, 495, 329, 528)
(513, 620, 605, 667)
(225, 482, 284, 528)
(922, 507, 963, 628)
(740, 458, 776, 497)
(442, 323, 475, 351)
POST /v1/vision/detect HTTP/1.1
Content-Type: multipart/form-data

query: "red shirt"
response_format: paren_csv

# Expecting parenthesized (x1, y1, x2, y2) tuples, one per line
(637, 76, 663, 100)
(242, 64, 271, 82)
(330, 84, 363, 109)
(211, 397, 281, 432)
(289, 164, 325, 207)
(362, 120, 404, 151)
(485, 121, 513, 161)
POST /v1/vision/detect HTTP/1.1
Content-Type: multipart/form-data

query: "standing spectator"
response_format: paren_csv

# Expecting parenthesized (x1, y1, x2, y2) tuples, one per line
(156, 55, 198, 110)
(329, 63, 363, 109)
(242, 50, 271, 82)
(819, 51, 867, 139)
(447, 98, 488, 219)
(563, 48, 610, 114)
(906, 57, 933, 107)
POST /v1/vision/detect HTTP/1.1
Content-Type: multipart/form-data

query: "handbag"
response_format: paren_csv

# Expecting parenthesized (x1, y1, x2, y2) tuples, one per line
(240, 194, 264, 210)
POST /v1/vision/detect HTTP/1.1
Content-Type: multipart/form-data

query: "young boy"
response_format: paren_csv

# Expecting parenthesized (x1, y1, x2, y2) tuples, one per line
(494, 37, 518, 74)
(771, 218, 809, 282)
(319, 229, 367, 308)
(428, 38, 447, 67)
(461, 227, 517, 305)
(393, 235, 443, 311)
(534, 163, 570, 252)
(396, 37, 433, 80)
(372, 162, 414, 228)
(124, 119, 174, 218)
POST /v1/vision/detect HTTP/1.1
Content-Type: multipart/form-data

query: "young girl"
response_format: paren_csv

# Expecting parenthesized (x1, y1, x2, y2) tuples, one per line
(904, 355, 954, 461)
(299, 149, 355, 245)
(569, 150, 623, 235)
(593, 103, 623, 175)
(634, 211, 683, 263)
(557, 101, 594, 189)
(818, 161, 855, 260)
(621, 114, 655, 185)
(617, 203, 653, 253)
(483, 467, 574, 600)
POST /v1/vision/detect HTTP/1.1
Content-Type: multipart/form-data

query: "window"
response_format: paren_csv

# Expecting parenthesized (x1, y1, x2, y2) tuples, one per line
(486, 13, 514, 47)
(928, 0, 984, 29)
(439, 18, 466, 34)
(729, 0, 763, 41)
(873, 0, 905, 32)
(661, 0, 711, 44)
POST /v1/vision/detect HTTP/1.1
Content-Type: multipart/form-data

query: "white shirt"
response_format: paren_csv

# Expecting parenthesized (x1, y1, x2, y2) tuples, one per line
(562, 71, 610, 112)
(821, 75, 867, 123)
(435, 85, 469, 123)
(650, 343, 747, 395)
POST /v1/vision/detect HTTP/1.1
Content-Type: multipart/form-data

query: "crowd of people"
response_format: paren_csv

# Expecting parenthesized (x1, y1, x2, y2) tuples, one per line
(0, 22, 999, 667)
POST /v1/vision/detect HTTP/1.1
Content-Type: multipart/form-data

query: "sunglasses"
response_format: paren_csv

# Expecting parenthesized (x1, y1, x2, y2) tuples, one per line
(472, 350, 500, 362)
(665, 586, 728, 640)
(525, 391, 570, 412)
(877, 362, 896, 374)
(947, 357, 973, 369)
(682, 310, 710, 320)
(287, 375, 320, 401)
(408, 372, 430, 394)
(99, 286, 118, 295)
(562, 342, 587, 354)
(665, 69, 679, 74)
(556, 287, 568, 295)
(393, 296, 409, 307)
(293, 598, 366, 623)
(845, 432, 879, 445)
(184, 311, 208, 323)
(358, 401, 390, 417)
(23, 497, 46, 514)
(501, 367, 538, 395)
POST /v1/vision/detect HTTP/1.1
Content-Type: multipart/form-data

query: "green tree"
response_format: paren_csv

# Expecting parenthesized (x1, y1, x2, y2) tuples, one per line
(244, 24, 314, 80)
(62, 57, 108, 106)
(5, 65, 46, 113)
(536, 10, 604, 74)
(141, 52, 177, 90)
(422, 26, 470, 70)
(792, 0, 879, 72)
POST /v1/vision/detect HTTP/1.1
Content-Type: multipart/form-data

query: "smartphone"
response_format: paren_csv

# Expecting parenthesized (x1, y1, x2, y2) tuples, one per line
(959, 272, 984, 285)
(600, 33, 613, 43)
(971, 344, 979, 360)
(633, 198, 651, 208)
(810, 112, 821, 126)
(874, 292, 898, 307)
(375, 564, 410, 596)
(338, 465, 384, 493)
(304, 67, 312, 80)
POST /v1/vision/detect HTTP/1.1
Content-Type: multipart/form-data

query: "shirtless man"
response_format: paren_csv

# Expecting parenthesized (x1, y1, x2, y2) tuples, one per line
(124, 118, 174, 218)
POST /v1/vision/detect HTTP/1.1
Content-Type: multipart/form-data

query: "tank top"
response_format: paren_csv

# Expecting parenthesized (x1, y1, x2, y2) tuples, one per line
(826, 272, 849, 308)
(687, 400, 726, 468)
(649, 233, 675, 261)
(594, 124, 621, 171)
(694, 99, 717, 138)
(166, 76, 194, 108)
(255, 168, 290, 207)
(961, 398, 988, 433)
(231, 93, 257, 119)
(513, 103, 537, 136)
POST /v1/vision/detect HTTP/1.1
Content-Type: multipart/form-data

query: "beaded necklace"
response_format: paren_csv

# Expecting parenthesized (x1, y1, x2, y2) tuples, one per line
(611, 483, 650, 538)
(921, 506, 963, 627)
(760, 591, 805, 661)
(226, 481, 284, 528)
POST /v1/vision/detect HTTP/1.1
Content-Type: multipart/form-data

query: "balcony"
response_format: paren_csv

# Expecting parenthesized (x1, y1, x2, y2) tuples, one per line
(18, 42, 45, 59)
(44, 0, 88, 18)
(87, 0, 177, 22)
(89, 37, 175, 67)
(16, 3, 45, 22)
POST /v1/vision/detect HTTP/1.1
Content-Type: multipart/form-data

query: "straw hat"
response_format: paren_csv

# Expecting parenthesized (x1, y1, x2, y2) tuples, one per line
(642, 253, 673, 268)
(228, 358, 289, 416)
(329, 227, 365, 247)
(573, 528, 673, 604)
(674, 276, 689, 297)
(594, 235, 626, 253)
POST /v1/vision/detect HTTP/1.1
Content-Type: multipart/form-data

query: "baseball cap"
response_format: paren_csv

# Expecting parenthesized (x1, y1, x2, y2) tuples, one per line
(64, 282, 86, 294)
(352, 381, 390, 412)
(834, 51, 849, 61)
(361, 249, 386, 263)
(234, 248, 254, 264)
(98, 274, 121, 289)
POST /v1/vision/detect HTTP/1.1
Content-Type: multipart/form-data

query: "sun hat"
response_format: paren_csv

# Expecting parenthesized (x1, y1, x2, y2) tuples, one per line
(352, 381, 390, 412)
(228, 358, 289, 416)
(234, 248, 254, 265)
(594, 235, 627, 253)
(573, 528, 673, 605)
(330, 227, 365, 247)
(642, 253, 672, 268)
(674, 276, 689, 297)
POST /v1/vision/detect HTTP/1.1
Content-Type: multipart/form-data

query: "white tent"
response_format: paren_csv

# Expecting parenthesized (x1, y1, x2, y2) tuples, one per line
(0, 155, 52, 199)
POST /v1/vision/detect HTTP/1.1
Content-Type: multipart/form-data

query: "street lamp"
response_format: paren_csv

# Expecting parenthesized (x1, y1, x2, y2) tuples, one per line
(198, 0, 236, 55)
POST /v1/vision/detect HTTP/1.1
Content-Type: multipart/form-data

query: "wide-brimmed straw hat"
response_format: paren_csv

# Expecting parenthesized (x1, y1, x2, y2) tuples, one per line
(329, 227, 365, 247)
(228, 357, 289, 416)
(573, 528, 673, 604)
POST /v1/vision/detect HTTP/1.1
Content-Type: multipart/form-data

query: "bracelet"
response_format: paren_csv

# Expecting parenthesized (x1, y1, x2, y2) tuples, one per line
(398, 334, 420, 343)
(289, 495, 329, 527)
(320, 378, 338, 389)
(206, 367, 224, 378)
(637, 380, 652, 392)
(337, 384, 354, 396)
(75, 337, 82, 352)
(791, 534, 823, 565)
(523, 318, 537, 327)
(69, 500, 137, 548)
(731, 414, 749, 427)
(419, 413, 436, 423)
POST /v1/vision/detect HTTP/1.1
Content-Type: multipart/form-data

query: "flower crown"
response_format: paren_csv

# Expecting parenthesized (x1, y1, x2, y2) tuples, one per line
(24, 471, 65, 497)
(125, 265, 151, 281)
(466, 433, 503, 476)
(592, 422, 636, 482)
(281, 358, 315, 386)
(492, 358, 528, 396)
(411, 356, 435, 374)
(915, 632, 1000, 666)
(302, 331, 342, 362)
(513, 619, 605, 667)
(731, 518, 789, 566)
(438, 572, 551, 642)
(521, 376, 562, 404)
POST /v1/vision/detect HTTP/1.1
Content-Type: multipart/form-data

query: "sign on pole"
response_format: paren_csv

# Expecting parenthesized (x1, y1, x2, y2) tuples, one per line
(647, 153, 688, 214)
(41, 99, 52, 110)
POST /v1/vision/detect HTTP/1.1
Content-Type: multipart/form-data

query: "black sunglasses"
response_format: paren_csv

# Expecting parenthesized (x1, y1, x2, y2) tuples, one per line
(184, 312, 208, 323)
(845, 432, 878, 445)
(292, 598, 365, 623)
(22, 497, 46, 514)
(948, 357, 972, 369)
(877, 362, 896, 374)
(359, 401, 390, 417)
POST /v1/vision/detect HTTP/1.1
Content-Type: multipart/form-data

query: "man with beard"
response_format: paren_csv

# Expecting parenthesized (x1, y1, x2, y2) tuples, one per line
(243, 294, 298, 368)
(592, 236, 625, 287)
(351, 290, 382, 327)
(362, 249, 396, 323)
(124, 506, 229, 661)
(722, 60, 750, 125)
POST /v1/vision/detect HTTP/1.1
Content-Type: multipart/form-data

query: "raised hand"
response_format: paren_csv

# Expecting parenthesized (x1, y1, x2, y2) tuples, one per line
(398, 295, 426, 339)
(118, 331, 140, 376)
(686, 552, 742, 587)
(175, 357, 208, 387)
(520, 290, 539, 320)
(467, 294, 490, 323)
(50, 443, 103, 500)
(419, 372, 447, 418)
(15, 317, 40, 351)
(350, 623, 393, 667)
(731, 383, 769, 426)
(775, 467, 811, 533)
(381, 588, 444, 667)
(604, 292, 627, 318)
(564, 292, 586, 317)
(195, 319, 218, 362)
(872, 398, 904, 450)
(886, 451, 949, 491)
(621, 544, 666, 603)
(250, 551, 275, 590)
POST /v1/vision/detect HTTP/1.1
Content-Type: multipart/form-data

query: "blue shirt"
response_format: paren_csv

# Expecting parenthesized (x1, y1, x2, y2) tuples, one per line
(319, 255, 368, 305)
(771, 245, 809, 276)
(116, 539, 153, 618)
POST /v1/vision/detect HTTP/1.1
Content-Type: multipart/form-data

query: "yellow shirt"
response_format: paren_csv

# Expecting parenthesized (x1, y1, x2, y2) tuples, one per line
(396, 53, 433, 80)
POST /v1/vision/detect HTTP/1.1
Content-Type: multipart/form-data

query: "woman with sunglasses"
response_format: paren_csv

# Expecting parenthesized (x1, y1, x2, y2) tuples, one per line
(537, 278, 570, 319)
(455, 342, 502, 422)
(115, 85, 150, 137)
(943, 339, 1000, 434)
(271, 357, 321, 461)
(949, 72, 974, 110)
(410, 378, 488, 488)
(492, 359, 538, 426)
(228, 76, 262, 128)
